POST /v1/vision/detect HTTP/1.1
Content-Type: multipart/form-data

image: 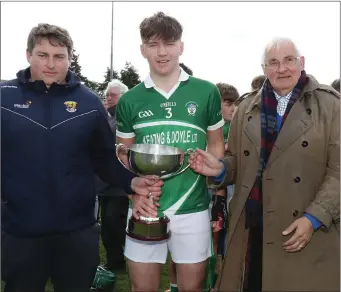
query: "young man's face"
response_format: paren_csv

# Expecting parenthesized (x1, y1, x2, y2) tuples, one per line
(140, 36, 184, 76)
(26, 38, 70, 87)
(221, 100, 236, 122)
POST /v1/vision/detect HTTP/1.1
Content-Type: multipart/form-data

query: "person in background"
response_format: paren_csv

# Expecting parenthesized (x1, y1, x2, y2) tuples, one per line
(216, 83, 240, 151)
(331, 78, 340, 92)
(96, 80, 130, 272)
(103, 97, 108, 109)
(210, 83, 239, 284)
(179, 62, 193, 76)
(1, 23, 163, 292)
(251, 75, 266, 92)
(236, 75, 266, 106)
(189, 37, 340, 292)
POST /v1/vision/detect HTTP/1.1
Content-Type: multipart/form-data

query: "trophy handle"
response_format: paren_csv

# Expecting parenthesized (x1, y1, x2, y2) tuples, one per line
(175, 148, 194, 175)
(115, 143, 160, 180)
(115, 143, 137, 175)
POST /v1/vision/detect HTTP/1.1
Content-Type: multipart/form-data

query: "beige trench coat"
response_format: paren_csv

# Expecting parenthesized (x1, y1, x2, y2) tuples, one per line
(212, 75, 340, 292)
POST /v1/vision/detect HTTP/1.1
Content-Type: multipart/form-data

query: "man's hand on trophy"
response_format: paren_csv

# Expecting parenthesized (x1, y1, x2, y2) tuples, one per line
(131, 177, 163, 198)
(188, 148, 225, 177)
(132, 194, 160, 219)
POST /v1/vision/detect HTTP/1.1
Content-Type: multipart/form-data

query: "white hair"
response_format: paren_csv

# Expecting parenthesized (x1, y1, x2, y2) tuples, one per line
(261, 37, 301, 64)
(104, 79, 129, 96)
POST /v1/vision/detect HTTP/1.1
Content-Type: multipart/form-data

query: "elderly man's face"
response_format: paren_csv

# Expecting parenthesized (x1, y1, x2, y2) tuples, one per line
(263, 43, 305, 94)
(106, 87, 121, 108)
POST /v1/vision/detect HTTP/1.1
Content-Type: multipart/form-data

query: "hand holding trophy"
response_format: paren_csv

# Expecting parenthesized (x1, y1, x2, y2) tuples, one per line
(116, 143, 194, 241)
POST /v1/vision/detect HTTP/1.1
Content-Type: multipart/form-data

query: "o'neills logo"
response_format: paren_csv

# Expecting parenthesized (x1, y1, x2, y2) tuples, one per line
(14, 100, 32, 108)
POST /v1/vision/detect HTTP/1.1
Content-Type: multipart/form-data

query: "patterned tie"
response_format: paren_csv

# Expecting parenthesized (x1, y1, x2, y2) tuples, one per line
(277, 97, 288, 116)
(274, 91, 292, 116)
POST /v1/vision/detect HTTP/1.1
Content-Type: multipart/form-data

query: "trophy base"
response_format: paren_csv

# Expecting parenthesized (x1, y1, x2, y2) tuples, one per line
(126, 215, 170, 242)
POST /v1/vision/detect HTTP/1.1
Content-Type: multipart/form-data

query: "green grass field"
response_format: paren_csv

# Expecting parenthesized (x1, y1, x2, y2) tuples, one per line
(1, 238, 171, 292)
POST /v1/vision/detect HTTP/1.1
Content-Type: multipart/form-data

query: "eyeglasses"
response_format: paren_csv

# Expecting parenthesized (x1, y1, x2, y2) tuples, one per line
(264, 56, 300, 71)
(106, 93, 121, 98)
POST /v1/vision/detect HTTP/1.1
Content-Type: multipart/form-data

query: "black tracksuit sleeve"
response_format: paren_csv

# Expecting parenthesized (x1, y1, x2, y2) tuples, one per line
(90, 108, 135, 194)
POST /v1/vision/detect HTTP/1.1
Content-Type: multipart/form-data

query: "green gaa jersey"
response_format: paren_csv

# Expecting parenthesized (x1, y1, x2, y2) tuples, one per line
(116, 69, 224, 216)
(223, 122, 230, 144)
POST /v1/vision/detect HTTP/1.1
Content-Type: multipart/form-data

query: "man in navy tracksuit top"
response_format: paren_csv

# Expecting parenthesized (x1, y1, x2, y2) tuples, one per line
(1, 23, 162, 292)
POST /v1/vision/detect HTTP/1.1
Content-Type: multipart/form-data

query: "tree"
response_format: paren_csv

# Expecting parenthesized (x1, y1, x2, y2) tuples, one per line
(69, 49, 83, 77)
(97, 67, 119, 97)
(83, 79, 100, 95)
(119, 62, 141, 89)
(179, 63, 193, 76)
(69, 49, 100, 94)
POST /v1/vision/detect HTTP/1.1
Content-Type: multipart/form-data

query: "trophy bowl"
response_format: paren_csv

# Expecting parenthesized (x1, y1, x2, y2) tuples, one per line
(116, 143, 194, 241)
(128, 144, 186, 178)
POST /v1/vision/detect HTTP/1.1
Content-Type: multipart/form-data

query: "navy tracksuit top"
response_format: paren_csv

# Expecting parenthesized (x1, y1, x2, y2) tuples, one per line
(1, 68, 134, 236)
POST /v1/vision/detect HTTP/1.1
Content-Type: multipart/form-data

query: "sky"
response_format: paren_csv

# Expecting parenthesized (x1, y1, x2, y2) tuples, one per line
(1, 1, 340, 94)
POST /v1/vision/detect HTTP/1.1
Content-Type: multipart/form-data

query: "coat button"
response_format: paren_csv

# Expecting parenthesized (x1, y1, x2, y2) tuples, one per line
(248, 116, 252, 121)
(293, 210, 299, 217)
(306, 108, 311, 115)
(294, 177, 301, 183)
(244, 150, 250, 156)
(302, 141, 308, 147)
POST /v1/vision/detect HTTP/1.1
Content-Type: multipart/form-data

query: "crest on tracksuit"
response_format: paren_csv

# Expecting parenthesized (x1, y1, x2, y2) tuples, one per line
(64, 101, 77, 113)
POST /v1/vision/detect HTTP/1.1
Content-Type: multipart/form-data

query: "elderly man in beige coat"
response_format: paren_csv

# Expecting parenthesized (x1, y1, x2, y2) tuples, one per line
(189, 37, 340, 292)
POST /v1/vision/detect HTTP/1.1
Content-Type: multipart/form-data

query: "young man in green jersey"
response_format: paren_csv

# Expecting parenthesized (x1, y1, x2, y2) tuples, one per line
(216, 83, 240, 151)
(116, 12, 225, 292)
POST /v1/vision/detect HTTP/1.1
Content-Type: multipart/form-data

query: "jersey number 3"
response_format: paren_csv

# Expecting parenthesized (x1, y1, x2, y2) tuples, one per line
(165, 107, 172, 119)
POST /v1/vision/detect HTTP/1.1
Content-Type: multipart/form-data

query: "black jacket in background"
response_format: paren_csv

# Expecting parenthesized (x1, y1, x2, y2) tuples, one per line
(95, 108, 127, 198)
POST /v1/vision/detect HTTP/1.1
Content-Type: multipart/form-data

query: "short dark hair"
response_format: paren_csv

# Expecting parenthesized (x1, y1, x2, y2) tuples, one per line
(140, 12, 183, 43)
(216, 83, 240, 102)
(251, 75, 266, 91)
(331, 79, 340, 92)
(179, 63, 193, 76)
(27, 23, 73, 60)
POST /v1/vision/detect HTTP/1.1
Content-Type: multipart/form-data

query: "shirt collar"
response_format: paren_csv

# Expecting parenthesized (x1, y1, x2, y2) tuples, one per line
(273, 90, 293, 101)
(144, 67, 189, 88)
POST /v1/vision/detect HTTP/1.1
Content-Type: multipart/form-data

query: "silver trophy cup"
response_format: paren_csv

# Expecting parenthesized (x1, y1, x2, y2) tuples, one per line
(116, 143, 193, 241)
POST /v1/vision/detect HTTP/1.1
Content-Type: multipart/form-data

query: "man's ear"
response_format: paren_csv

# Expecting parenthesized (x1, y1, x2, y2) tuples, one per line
(179, 41, 184, 56)
(26, 49, 32, 64)
(140, 44, 147, 59)
(300, 56, 305, 70)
